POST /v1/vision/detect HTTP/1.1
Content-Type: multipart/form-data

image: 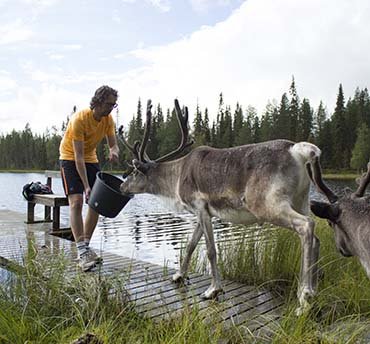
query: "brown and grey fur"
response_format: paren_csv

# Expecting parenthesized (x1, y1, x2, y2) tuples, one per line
(119, 99, 337, 315)
(310, 162, 370, 278)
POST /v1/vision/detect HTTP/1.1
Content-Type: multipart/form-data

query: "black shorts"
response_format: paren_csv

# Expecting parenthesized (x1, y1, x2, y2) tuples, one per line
(60, 160, 100, 195)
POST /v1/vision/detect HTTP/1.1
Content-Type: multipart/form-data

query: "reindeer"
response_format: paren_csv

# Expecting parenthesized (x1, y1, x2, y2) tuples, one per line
(310, 162, 370, 277)
(118, 99, 339, 315)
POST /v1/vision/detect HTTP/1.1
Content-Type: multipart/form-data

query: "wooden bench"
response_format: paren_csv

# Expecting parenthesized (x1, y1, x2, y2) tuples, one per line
(26, 170, 70, 231)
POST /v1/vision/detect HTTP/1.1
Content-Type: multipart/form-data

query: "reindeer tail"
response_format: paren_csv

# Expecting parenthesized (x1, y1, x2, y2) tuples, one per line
(291, 142, 338, 204)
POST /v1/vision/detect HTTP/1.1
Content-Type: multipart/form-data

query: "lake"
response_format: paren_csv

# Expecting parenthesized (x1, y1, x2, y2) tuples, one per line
(0, 172, 359, 268)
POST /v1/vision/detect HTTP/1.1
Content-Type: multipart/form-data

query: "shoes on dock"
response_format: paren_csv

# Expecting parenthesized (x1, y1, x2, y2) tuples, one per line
(78, 248, 103, 272)
(87, 247, 103, 264)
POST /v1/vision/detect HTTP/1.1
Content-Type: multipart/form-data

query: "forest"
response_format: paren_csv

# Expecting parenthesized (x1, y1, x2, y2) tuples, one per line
(1, 79, 370, 172)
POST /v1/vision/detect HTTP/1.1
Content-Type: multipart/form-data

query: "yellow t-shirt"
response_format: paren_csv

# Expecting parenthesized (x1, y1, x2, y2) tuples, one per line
(59, 108, 115, 163)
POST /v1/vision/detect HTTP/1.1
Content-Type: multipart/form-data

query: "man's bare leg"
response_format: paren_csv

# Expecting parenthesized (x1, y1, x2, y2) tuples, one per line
(68, 194, 84, 243)
(84, 207, 99, 242)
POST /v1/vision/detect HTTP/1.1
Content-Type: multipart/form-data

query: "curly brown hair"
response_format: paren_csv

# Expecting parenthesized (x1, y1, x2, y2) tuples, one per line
(90, 85, 118, 109)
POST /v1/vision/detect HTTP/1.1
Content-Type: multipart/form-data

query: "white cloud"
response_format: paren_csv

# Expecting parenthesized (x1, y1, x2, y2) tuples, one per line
(112, 9, 121, 23)
(2, 0, 370, 135)
(115, 0, 370, 121)
(190, 0, 233, 13)
(62, 44, 82, 51)
(47, 53, 64, 60)
(0, 20, 33, 45)
(121, 0, 171, 12)
(0, 85, 85, 133)
(0, 71, 17, 92)
(20, 0, 59, 7)
(147, 0, 171, 12)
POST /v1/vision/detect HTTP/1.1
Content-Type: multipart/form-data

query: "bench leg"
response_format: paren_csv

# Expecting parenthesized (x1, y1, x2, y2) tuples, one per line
(52, 207, 60, 230)
(45, 206, 51, 221)
(27, 202, 36, 223)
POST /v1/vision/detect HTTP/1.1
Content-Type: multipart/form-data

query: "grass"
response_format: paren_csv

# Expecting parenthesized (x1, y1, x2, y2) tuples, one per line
(211, 218, 370, 343)
(0, 219, 369, 343)
(0, 245, 223, 344)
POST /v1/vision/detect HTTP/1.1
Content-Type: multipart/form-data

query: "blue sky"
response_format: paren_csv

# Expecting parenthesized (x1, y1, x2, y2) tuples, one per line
(1, 0, 370, 133)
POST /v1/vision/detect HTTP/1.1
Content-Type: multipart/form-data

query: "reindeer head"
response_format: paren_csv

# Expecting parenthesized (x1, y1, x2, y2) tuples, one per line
(310, 163, 370, 277)
(118, 99, 193, 195)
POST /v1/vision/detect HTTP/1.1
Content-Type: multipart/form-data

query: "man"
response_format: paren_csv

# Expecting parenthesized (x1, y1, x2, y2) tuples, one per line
(59, 85, 120, 271)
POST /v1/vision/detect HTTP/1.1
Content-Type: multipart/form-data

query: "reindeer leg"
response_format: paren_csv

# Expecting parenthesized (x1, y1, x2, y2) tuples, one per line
(294, 215, 316, 316)
(275, 204, 316, 315)
(311, 234, 320, 291)
(300, 199, 321, 292)
(173, 222, 203, 283)
(199, 210, 223, 299)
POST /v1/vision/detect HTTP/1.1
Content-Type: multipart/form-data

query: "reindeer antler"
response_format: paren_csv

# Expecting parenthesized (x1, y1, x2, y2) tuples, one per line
(118, 99, 193, 165)
(307, 157, 338, 204)
(354, 161, 370, 197)
(138, 99, 152, 162)
(117, 125, 140, 161)
(155, 99, 194, 163)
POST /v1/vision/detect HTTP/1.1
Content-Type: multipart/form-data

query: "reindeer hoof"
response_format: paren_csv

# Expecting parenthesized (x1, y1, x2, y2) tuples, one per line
(201, 287, 224, 300)
(172, 272, 186, 283)
(296, 287, 314, 316)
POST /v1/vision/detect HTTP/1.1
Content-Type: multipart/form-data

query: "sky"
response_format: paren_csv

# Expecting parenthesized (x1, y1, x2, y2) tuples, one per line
(1, 0, 370, 134)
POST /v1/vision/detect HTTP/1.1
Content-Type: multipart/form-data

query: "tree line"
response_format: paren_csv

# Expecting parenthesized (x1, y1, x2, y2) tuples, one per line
(1, 78, 370, 172)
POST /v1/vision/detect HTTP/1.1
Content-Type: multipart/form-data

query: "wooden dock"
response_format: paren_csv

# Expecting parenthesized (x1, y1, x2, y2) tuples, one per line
(0, 209, 284, 340)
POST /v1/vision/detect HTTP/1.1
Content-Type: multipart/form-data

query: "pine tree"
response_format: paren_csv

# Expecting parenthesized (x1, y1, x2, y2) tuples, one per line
(192, 102, 205, 147)
(260, 101, 276, 141)
(331, 84, 348, 168)
(298, 98, 313, 141)
(313, 101, 327, 139)
(214, 93, 225, 147)
(221, 105, 233, 147)
(203, 108, 211, 145)
(350, 123, 370, 171)
(233, 103, 244, 146)
(275, 93, 290, 139)
(289, 76, 300, 141)
(245, 106, 257, 143)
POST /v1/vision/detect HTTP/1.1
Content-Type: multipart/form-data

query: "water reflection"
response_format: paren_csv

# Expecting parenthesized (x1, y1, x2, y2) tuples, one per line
(0, 172, 365, 269)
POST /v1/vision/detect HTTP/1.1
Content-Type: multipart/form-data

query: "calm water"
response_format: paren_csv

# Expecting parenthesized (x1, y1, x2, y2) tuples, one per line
(0, 172, 359, 268)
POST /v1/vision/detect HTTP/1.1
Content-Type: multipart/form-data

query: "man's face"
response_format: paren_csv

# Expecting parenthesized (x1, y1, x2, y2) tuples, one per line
(96, 94, 118, 116)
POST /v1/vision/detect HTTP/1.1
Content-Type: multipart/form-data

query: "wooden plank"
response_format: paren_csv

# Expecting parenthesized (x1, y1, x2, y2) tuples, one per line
(128, 273, 212, 301)
(137, 279, 245, 319)
(0, 209, 283, 338)
(31, 194, 68, 207)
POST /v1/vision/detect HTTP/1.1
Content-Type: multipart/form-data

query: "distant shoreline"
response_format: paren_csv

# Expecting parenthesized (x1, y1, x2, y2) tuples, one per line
(0, 169, 360, 180)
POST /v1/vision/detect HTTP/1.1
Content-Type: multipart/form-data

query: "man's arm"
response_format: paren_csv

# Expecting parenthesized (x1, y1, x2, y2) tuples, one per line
(106, 134, 119, 162)
(73, 140, 91, 201)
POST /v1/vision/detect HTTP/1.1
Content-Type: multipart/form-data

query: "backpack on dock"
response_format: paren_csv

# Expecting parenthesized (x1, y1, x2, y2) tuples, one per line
(22, 181, 53, 201)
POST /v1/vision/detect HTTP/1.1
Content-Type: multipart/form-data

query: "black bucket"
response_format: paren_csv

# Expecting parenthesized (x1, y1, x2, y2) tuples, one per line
(88, 172, 133, 218)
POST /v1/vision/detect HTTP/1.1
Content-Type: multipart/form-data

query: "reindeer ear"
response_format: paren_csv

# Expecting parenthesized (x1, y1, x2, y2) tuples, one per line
(132, 159, 149, 174)
(310, 200, 340, 222)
